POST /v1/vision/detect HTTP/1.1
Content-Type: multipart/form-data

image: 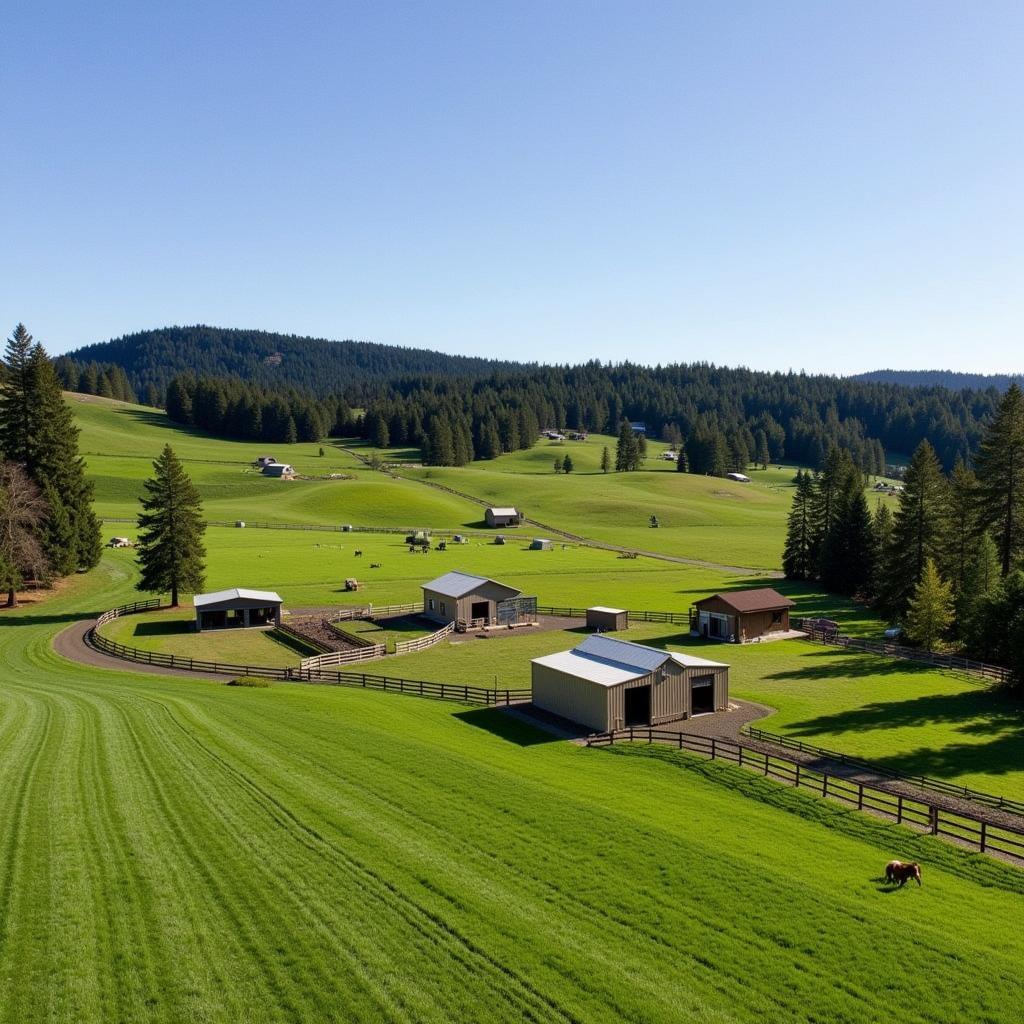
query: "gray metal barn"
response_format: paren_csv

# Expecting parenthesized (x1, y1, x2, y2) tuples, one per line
(530, 538, 553, 551)
(485, 506, 521, 528)
(531, 635, 729, 732)
(193, 588, 283, 631)
(586, 606, 628, 632)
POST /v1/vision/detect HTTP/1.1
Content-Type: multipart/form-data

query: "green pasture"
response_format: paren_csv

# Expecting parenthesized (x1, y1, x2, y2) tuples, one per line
(3, 559, 1024, 1023)
(98, 606, 315, 667)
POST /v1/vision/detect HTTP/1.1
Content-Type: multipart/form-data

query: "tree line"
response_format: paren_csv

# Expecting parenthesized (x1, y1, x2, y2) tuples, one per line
(0, 325, 102, 605)
(783, 384, 1024, 688)
(57, 326, 1009, 472)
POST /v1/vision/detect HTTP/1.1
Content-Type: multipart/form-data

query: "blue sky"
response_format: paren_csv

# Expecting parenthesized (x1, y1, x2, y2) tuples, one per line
(2, 2, 1021, 372)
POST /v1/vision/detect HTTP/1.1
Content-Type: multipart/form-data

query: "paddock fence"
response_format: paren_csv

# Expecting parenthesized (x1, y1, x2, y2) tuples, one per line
(586, 728, 1024, 864)
(273, 620, 333, 654)
(87, 600, 528, 706)
(793, 619, 1011, 684)
(742, 726, 1024, 817)
(535, 605, 691, 625)
(394, 620, 456, 656)
(299, 645, 387, 670)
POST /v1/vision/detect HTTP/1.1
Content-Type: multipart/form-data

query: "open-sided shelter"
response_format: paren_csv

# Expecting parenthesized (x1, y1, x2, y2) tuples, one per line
(532, 635, 728, 732)
(194, 588, 283, 631)
(421, 570, 537, 628)
(692, 587, 795, 642)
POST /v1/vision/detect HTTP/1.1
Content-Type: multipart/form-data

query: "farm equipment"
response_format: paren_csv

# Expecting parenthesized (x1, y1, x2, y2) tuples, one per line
(649, 515, 659, 528)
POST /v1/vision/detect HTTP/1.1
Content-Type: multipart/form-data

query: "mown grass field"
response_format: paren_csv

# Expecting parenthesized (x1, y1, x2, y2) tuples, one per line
(98, 606, 316, 667)
(3, 559, 1024, 1023)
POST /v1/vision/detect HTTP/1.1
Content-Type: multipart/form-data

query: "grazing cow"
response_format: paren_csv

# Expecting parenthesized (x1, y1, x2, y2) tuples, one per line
(370, 562, 382, 569)
(885, 860, 922, 887)
(354, 550, 362, 557)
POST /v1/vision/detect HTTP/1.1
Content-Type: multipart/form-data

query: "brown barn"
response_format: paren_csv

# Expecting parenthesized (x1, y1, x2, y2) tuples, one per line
(531, 635, 729, 732)
(421, 570, 528, 627)
(692, 588, 795, 643)
(586, 606, 628, 632)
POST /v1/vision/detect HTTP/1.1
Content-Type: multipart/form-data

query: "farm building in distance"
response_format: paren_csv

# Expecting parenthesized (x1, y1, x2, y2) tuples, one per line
(194, 588, 283, 631)
(421, 570, 537, 628)
(485, 506, 521, 527)
(586, 606, 628, 632)
(725, 472, 751, 483)
(691, 588, 795, 643)
(530, 538, 553, 551)
(262, 462, 295, 479)
(531, 635, 729, 732)
(255, 455, 277, 467)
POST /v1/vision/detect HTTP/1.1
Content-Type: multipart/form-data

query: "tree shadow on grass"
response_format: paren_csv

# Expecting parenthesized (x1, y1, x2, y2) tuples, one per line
(453, 707, 567, 747)
(782, 689, 1024, 784)
(763, 649, 935, 681)
(132, 619, 191, 637)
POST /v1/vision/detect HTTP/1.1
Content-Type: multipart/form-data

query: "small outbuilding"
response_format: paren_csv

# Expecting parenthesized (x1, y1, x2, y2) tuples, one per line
(255, 455, 277, 467)
(586, 606, 628, 632)
(725, 472, 751, 483)
(692, 587, 795, 643)
(531, 635, 729, 732)
(485, 506, 521, 528)
(530, 538, 553, 551)
(194, 588, 283, 631)
(262, 462, 295, 479)
(421, 570, 534, 627)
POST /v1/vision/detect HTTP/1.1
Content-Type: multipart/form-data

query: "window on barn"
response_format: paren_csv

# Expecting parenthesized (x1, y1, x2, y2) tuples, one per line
(772, 610, 783, 624)
(428, 598, 435, 611)
(441, 602, 447, 615)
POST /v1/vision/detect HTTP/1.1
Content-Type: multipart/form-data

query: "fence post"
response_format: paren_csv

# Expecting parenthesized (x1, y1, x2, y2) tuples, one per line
(858, 784, 864, 810)
(795, 763, 801, 788)
(710, 737, 716, 760)
(980, 821, 987, 853)
(930, 806, 939, 835)
(738, 746, 743, 767)
(764, 752, 769, 776)
(897, 795, 903, 824)
(822, 775, 828, 797)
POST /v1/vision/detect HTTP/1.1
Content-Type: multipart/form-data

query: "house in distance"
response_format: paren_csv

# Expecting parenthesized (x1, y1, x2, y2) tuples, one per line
(485, 506, 521, 527)
(531, 635, 729, 732)
(194, 588, 283, 631)
(691, 587, 795, 643)
(421, 570, 537, 629)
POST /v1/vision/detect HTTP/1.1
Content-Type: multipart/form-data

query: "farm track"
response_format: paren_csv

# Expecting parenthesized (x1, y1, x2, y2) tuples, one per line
(337, 445, 779, 576)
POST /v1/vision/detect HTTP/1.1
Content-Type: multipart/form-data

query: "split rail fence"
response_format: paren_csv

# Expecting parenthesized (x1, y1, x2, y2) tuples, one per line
(586, 728, 1024, 864)
(87, 600, 528, 707)
(742, 726, 1024, 816)
(794, 619, 1011, 684)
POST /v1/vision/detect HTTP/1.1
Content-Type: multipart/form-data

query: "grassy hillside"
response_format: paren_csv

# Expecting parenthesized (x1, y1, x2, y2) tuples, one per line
(4, 561, 1024, 1023)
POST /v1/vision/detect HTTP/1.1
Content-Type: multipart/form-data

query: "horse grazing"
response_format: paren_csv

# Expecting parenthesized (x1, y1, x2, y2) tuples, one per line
(885, 860, 922, 887)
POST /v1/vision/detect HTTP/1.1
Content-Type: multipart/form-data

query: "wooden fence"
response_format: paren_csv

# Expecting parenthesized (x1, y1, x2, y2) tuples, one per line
(87, 601, 528, 706)
(536, 605, 690, 625)
(586, 728, 1024, 864)
(394, 620, 456, 655)
(329, 602, 425, 621)
(273, 620, 333, 654)
(299, 644, 387, 670)
(742, 726, 1024, 816)
(794, 619, 1011, 684)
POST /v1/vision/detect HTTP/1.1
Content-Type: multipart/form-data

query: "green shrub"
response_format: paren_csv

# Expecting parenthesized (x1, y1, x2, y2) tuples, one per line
(227, 676, 271, 688)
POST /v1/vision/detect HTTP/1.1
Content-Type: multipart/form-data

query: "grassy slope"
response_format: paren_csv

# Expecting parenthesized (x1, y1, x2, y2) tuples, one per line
(3, 560, 1024, 1023)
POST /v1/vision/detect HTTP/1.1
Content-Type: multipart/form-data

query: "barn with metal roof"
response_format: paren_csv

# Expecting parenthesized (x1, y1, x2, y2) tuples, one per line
(531, 635, 729, 732)
(421, 571, 535, 628)
(193, 588, 284, 631)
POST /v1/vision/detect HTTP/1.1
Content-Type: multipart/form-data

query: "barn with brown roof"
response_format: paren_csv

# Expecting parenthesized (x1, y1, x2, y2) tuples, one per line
(691, 588, 795, 643)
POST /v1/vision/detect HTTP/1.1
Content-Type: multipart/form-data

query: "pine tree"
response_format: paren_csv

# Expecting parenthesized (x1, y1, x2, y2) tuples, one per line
(941, 459, 979, 604)
(880, 440, 948, 616)
(820, 477, 875, 596)
(808, 448, 856, 575)
(136, 446, 207, 607)
(636, 433, 648, 463)
(782, 470, 815, 579)
(553, 457, 563, 474)
(600, 446, 611, 474)
(709, 431, 730, 477)
(903, 558, 954, 652)
(615, 421, 638, 472)
(0, 324, 38, 465)
(974, 382, 1024, 576)
(756, 431, 770, 470)
(562, 454, 574, 474)
(284, 416, 298, 445)
(870, 502, 894, 602)
(675, 447, 688, 473)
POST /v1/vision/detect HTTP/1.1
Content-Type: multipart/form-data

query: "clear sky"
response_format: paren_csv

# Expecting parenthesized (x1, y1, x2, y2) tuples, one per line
(2, 1, 1022, 373)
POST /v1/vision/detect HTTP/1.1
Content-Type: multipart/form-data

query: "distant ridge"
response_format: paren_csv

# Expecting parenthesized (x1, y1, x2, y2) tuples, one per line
(851, 369, 1022, 392)
(64, 325, 534, 397)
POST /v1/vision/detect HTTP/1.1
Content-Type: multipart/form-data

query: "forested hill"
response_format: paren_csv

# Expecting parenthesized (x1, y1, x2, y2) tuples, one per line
(61, 325, 532, 397)
(852, 369, 1022, 392)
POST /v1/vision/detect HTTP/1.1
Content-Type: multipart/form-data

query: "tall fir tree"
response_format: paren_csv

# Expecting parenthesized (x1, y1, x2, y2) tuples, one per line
(820, 475, 875, 596)
(755, 431, 770, 470)
(903, 558, 954, 652)
(0, 461, 49, 606)
(615, 420, 639, 472)
(869, 502, 894, 602)
(135, 445, 207, 606)
(941, 458, 979, 605)
(974, 382, 1024, 576)
(807, 447, 856, 575)
(782, 470, 815, 580)
(601, 446, 611, 473)
(879, 440, 948, 617)
(0, 327, 101, 572)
